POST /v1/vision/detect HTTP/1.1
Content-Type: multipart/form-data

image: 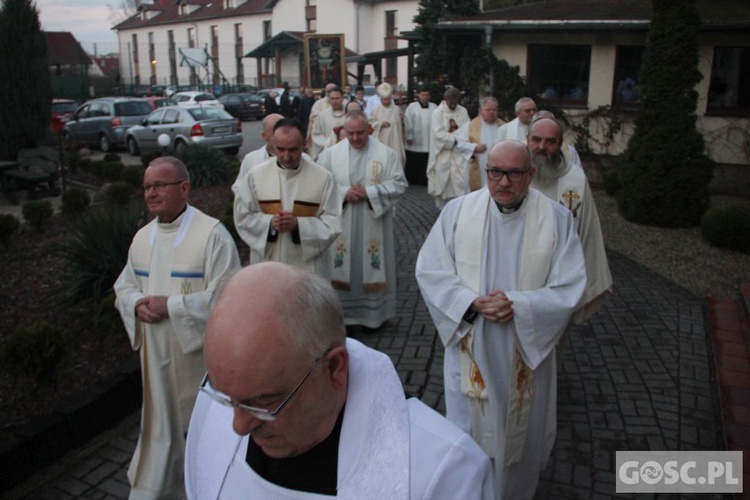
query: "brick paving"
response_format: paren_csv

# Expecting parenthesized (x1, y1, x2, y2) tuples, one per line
(3, 185, 731, 499)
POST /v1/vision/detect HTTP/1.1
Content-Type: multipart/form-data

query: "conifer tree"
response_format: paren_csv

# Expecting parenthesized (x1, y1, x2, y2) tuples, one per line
(616, 0, 713, 227)
(0, 0, 52, 160)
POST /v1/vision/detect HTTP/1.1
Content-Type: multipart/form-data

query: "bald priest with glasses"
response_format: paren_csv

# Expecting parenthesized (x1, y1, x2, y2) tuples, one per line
(416, 140, 586, 499)
(184, 262, 496, 499)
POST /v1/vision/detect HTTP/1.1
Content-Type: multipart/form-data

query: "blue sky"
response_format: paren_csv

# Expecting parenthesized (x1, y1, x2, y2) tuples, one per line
(35, 0, 124, 54)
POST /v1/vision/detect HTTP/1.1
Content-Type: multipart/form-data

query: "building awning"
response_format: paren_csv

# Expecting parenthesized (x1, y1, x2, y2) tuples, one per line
(245, 31, 306, 58)
(346, 47, 409, 65)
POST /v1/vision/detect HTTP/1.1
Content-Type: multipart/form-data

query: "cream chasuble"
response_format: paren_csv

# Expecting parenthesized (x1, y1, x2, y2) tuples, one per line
(114, 206, 240, 499)
(369, 103, 406, 166)
(496, 117, 529, 143)
(426, 101, 471, 208)
(310, 107, 346, 161)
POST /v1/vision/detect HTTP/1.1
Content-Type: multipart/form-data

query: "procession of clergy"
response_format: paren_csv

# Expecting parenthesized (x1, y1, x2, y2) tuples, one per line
(115, 79, 612, 499)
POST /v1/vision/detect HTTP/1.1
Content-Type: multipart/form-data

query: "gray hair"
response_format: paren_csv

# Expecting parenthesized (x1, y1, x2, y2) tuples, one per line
(444, 87, 461, 100)
(345, 109, 368, 126)
(148, 156, 189, 182)
(514, 97, 536, 113)
(277, 271, 346, 361)
(529, 115, 565, 142)
(479, 96, 499, 109)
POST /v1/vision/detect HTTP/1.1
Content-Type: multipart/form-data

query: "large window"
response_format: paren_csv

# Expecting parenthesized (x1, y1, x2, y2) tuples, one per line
(528, 44, 591, 105)
(708, 47, 750, 114)
(613, 45, 644, 106)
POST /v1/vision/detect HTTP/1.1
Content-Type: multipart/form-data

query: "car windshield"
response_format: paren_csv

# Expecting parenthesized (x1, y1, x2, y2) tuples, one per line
(115, 101, 154, 116)
(188, 107, 232, 120)
(52, 102, 77, 113)
(195, 94, 217, 102)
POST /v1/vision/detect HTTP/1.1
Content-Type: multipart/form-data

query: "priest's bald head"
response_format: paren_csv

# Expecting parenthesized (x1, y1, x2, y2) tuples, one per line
(203, 262, 348, 458)
(485, 140, 535, 209)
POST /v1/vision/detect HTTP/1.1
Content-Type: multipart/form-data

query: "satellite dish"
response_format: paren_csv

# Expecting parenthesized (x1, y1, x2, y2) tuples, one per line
(157, 134, 171, 148)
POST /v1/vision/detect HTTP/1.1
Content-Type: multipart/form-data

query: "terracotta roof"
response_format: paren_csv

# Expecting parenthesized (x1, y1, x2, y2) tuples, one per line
(93, 56, 121, 77)
(246, 31, 358, 58)
(440, 0, 750, 32)
(113, 0, 273, 30)
(44, 32, 91, 66)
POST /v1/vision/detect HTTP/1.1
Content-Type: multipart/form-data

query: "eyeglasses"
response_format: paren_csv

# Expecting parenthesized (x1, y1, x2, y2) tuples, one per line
(199, 351, 329, 421)
(142, 180, 184, 192)
(485, 167, 531, 182)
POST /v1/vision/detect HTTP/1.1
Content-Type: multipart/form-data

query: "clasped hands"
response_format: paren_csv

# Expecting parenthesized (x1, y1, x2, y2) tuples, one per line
(345, 184, 368, 204)
(472, 290, 514, 323)
(272, 210, 298, 232)
(135, 296, 169, 324)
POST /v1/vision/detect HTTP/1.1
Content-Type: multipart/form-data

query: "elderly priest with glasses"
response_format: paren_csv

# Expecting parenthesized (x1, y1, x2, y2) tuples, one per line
(185, 262, 497, 499)
(416, 140, 586, 499)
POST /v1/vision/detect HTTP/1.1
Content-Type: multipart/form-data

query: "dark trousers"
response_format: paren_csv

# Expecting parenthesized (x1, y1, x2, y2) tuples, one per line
(405, 150, 429, 186)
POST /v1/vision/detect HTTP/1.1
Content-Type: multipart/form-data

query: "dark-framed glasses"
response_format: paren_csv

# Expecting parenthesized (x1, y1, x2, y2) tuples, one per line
(142, 180, 185, 192)
(199, 351, 328, 421)
(485, 167, 531, 182)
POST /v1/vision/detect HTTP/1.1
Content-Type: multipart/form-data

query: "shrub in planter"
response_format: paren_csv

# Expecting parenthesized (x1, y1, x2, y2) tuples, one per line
(89, 160, 105, 177)
(176, 143, 229, 187)
(102, 161, 124, 182)
(56, 204, 144, 326)
(61, 186, 91, 217)
(104, 181, 135, 208)
(0, 322, 72, 386)
(700, 204, 750, 253)
(227, 156, 241, 183)
(141, 151, 161, 168)
(103, 153, 122, 163)
(603, 168, 620, 196)
(22, 199, 54, 230)
(120, 165, 143, 188)
(66, 147, 80, 174)
(78, 157, 94, 174)
(0, 213, 21, 248)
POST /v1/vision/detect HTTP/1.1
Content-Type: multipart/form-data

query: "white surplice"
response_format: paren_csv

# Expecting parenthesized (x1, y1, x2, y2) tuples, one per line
(496, 117, 529, 143)
(233, 156, 342, 278)
(318, 137, 407, 328)
(185, 338, 497, 499)
(114, 207, 240, 499)
(426, 101, 470, 209)
(415, 189, 586, 499)
(404, 101, 437, 154)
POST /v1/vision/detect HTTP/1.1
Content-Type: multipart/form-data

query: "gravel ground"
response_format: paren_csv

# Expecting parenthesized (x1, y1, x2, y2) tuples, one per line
(593, 186, 750, 299)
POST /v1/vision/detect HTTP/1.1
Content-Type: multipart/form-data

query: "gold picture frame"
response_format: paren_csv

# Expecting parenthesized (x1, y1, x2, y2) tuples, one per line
(304, 33, 346, 91)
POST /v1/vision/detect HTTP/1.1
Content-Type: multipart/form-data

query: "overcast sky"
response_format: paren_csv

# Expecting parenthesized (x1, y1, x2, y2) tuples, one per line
(35, 0, 124, 54)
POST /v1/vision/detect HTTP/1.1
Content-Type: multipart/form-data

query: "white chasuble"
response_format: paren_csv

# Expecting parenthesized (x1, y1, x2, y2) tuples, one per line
(426, 101, 470, 207)
(369, 104, 406, 166)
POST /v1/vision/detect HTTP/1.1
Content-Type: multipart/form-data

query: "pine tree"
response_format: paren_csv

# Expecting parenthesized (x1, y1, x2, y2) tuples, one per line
(616, 0, 713, 227)
(0, 0, 52, 160)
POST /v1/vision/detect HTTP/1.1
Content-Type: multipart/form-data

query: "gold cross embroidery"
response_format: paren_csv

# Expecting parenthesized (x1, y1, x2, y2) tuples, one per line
(560, 190, 582, 218)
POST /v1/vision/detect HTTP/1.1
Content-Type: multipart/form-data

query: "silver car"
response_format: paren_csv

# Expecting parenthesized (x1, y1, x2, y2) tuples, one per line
(63, 97, 153, 152)
(125, 105, 243, 156)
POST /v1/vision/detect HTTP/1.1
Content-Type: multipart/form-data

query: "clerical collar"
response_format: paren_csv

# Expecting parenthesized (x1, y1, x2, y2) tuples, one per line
(266, 146, 275, 158)
(496, 197, 525, 214)
(158, 205, 187, 224)
(246, 406, 345, 495)
(419, 101, 429, 109)
(277, 160, 300, 171)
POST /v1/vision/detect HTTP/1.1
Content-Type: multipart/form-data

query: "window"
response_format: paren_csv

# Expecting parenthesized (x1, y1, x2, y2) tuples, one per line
(708, 47, 750, 114)
(612, 46, 644, 106)
(263, 20, 272, 41)
(306, 0, 316, 33)
(528, 44, 591, 105)
(386, 11, 397, 38)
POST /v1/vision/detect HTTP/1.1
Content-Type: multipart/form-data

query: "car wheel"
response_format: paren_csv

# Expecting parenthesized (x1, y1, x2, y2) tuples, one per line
(127, 137, 141, 156)
(225, 146, 240, 156)
(99, 134, 111, 153)
(175, 140, 187, 154)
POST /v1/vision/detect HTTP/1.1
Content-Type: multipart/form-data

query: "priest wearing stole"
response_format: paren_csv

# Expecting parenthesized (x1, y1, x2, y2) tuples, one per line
(114, 156, 240, 498)
(318, 110, 408, 330)
(455, 96, 506, 192)
(234, 118, 342, 278)
(368, 82, 406, 167)
(416, 140, 586, 499)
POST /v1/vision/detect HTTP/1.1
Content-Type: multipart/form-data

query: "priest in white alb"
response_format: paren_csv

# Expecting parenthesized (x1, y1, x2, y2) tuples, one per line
(416, 140, 586, 499)
(404, 86, 437, 186)
(426, 87, 471, 209)
(234, 118, 342, 278)
(317, 110, 407, 329)
(368, 82, 406, 167)
(114, 156, 240, 499)
(455, 96, 505, 191)
(309, 87, 346, 161)
(496, 97, 537, 142)
(232, 113, 283, 193)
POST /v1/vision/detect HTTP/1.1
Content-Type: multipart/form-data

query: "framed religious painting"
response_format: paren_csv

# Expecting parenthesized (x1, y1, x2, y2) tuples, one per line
(304, 33, 346, 91)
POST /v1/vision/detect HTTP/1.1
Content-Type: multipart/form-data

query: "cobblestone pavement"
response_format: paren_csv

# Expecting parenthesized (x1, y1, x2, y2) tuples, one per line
(5, 185, 726, 499)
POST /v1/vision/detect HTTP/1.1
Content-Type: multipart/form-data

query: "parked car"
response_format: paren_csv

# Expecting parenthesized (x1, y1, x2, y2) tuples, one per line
(256, 87, 299, 106)
(144, 96, 171, 109)
(169, 91, 223, 108)
(50, 98, 77, 133)
(125, 105, 243, 156)
(218, 93, 264, 121)
(62, 97, 153, 152)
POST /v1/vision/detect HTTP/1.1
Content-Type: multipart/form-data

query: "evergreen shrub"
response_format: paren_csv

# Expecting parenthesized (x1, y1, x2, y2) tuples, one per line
(104, 181, 135, 207)
(0, 213, 20, 248)
(89, 160, 105, 177)
(102, 161, 124, 182)
(66, 147, 80, 173)
(21, 199, 53, 230)
(103, 153, 122, 163)
(120, 165, 143, 187)
(177, 144, 229, 187)
(61, 186, 91, 217)
(700, 204, 750, 253)
(141, 152, 161, 168)
(603, 168, 620, 196)
(0, 322, 72, 386)
(78, 157, 93, 174)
